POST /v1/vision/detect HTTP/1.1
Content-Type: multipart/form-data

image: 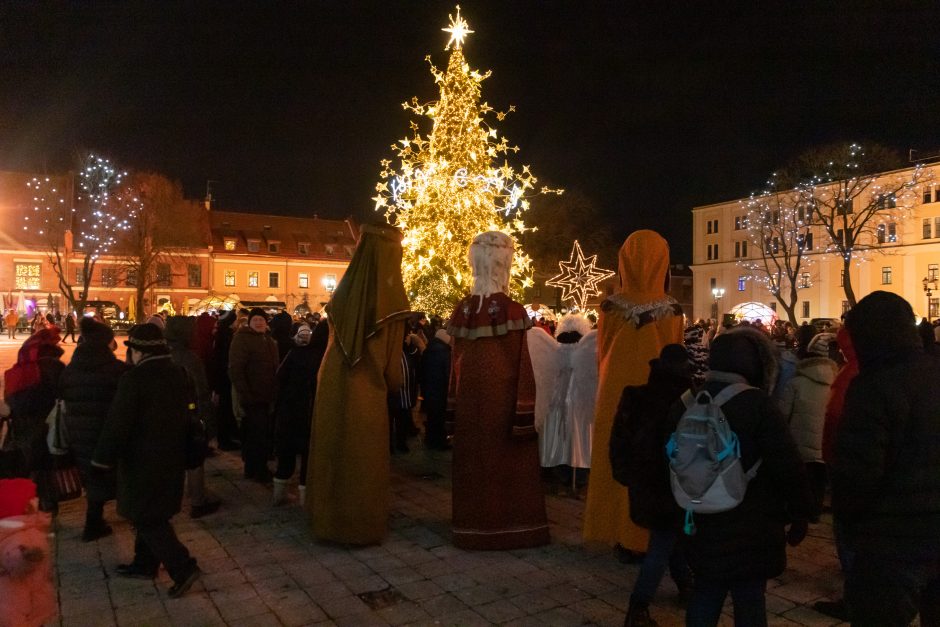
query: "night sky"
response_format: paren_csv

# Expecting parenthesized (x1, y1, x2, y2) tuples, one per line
(1, 1, 939, 263)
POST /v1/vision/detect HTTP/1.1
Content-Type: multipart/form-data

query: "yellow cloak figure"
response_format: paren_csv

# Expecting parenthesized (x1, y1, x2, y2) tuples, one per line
(583, 230, 684, 551)
(306, 224, 412, 545)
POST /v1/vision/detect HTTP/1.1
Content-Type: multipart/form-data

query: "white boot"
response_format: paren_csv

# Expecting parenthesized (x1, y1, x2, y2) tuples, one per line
(297, 484, 306, 507)
(272, 478, 288, 506)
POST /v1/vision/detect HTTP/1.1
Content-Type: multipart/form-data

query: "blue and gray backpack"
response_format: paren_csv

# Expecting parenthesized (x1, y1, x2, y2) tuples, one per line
(666, 383, 761, 535)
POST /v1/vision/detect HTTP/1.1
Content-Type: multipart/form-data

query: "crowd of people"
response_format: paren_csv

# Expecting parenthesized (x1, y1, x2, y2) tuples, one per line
(0, 225, 938, 627)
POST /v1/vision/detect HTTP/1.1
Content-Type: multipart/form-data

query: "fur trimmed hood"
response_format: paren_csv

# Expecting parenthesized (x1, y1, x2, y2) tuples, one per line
(555, 313, 592, 339)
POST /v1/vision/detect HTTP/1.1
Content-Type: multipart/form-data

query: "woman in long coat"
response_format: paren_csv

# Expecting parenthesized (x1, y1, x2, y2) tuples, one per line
(447, 231, 549, 550)
(59, 317, 128, 541)
(306, 224, 411, 545)
(583, 230, 684, 554)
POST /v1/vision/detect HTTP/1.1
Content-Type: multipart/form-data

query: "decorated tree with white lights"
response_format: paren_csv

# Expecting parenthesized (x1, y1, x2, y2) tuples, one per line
(795, 143, 926, 306)
(25, 154, 137, 314)
(740, 175, 813, 326)
(374, 6, 560, 315)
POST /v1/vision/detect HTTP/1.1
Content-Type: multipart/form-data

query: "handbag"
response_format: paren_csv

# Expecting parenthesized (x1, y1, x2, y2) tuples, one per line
(45, 399, 82, 502)
(183, 373, 208, 470)
(46, 399, 69, 455)
(48, 454, 83, 502)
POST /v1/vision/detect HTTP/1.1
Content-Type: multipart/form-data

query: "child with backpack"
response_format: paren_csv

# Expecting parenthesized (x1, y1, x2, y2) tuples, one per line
(666, 327, 816, 626)
(610, 344, 694, 626)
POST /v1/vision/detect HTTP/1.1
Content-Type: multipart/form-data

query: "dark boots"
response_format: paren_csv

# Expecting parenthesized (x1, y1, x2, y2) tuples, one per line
(624, 603, 658, 627)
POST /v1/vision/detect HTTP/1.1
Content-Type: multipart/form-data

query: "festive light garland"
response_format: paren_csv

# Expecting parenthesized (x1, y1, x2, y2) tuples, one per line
(545, 240, 615, 312)
(374, 5, 561, 316)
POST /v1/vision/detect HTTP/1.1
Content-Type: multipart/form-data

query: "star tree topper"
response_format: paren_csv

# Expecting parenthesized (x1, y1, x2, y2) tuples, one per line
(546, 240, 616, 311)
(442, 5, 474, 50)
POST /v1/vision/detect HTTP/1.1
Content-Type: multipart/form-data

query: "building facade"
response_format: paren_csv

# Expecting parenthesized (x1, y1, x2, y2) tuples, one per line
(691, 163, 940, 323)
(0, 170, 357, 318)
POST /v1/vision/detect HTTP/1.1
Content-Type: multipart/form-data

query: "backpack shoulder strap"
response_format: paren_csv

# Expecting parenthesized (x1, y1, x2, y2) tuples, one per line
(680, 389, 696, 409)
(711, 382, 757, 407)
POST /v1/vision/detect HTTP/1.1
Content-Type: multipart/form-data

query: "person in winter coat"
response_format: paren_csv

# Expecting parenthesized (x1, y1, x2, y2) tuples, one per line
(668, 326, 816, 626)
(209, 310, 239, 450)
(228, 308, 279, 482)
(165, 316, 220, 519)
(63, 311, 76, 343)
(3, 327, 64, 512)
(58, 317, 128, 541)
(420, 327, 452, 451)
(388, 329, 422, 453)
(610, 344, 693, 626)
(4, 309, 18, 340)
(832, 292, 940, 626)
(777, 332, 838, 517)
(272, 321, 328, 506)
(269, 311, 294, 365)
(92, 323, 201, 599)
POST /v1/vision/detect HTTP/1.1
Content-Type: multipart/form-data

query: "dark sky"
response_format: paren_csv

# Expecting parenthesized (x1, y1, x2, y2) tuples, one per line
(1, 1, 939, 262)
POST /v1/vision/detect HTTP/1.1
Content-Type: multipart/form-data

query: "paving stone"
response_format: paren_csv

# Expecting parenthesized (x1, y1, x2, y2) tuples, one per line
(420, 593, 470, 617)
(229, 611, 282, 627)
(114, 601, 171, 626)
(509, 590, 562, 614)
(201, 567, 247, 591)
(318, 594, 371, 619)
(375, 600, 431, 626)
(217, 594, 270, 622)
(781, 605, 843, 626)
(431, 609, 492, 626)
(395, 579, 444, 601)
(273, 601, 329, 626)
(475, 598, 528, 623)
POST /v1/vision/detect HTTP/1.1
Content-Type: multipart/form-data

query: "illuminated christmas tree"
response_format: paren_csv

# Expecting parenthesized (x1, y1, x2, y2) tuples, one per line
(374, 6, 560, 315)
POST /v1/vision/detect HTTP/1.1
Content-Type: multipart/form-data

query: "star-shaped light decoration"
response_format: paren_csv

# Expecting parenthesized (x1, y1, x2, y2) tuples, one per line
(545, 240, 616, 311)
(442, 5, 473, 51)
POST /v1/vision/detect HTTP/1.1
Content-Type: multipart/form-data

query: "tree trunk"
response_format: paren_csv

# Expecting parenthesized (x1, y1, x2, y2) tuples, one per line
(842, 256, 857, 308)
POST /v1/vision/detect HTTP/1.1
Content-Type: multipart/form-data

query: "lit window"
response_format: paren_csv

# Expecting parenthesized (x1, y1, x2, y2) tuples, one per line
(881, 266, 892, 285)
(14, 263, 41, 290)
(799, 273, 811, 289)
(248, 271, 259, 287)
(224, 238, 236, 251)
(268, 272, 279, 288)
(734, 216, 744, 230)
(325, 245, 334, 256)
(247, 240, 260, 253)
(931, 299, 940, 320)
(299, 273, 309, 288)
(224, 270, 235, 287)
(101, 268, 118, 287)
(737, 276, 746, 291)
(929, 264, 939, 282)
(888, 223, 897, 243)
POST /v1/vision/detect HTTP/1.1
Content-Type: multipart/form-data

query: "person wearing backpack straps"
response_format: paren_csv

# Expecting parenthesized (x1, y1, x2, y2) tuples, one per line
(666, 327, 816, 627)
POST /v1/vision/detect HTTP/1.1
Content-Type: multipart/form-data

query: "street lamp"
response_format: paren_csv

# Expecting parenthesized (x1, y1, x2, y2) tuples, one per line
(923, 276, 938, 322)
(711, 287, 725, 319)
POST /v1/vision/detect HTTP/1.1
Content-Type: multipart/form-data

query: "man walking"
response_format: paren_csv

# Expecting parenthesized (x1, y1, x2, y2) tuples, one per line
(833, 291, 940, 626)
(93, 323, 201, 598)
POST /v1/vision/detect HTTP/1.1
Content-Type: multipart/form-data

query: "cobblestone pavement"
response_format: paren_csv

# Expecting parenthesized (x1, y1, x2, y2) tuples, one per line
(52, 442, 851, 627)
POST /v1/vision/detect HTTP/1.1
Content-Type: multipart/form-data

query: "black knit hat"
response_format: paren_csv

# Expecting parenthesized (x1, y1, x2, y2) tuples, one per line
(649, 343, 691, 379)
(247, 307, 268, 325)
(709, 326, 779, 391)
(124, 323, 168, 352)
(79, 316, 114, 346)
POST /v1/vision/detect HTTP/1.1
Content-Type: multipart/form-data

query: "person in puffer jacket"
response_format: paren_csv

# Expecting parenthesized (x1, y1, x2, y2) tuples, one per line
(777, 332, 838, 517)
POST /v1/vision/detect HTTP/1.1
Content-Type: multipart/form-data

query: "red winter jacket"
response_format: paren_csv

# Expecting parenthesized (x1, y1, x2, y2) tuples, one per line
(822, 326, 859, 464)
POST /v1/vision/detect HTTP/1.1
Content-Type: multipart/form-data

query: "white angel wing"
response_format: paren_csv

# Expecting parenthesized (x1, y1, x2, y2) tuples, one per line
(525, 327, 561, 434)
(565, 330, 598, 468)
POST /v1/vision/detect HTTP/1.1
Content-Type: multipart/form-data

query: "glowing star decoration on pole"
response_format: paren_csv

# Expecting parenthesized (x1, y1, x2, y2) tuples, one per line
(375, 6, 562, 316)
(546, 241, 615, 312)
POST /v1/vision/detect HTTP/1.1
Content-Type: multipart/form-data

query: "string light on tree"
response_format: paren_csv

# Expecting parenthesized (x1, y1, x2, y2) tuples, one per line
(375, 5, 561, 316)
(545, 240, 615, 312)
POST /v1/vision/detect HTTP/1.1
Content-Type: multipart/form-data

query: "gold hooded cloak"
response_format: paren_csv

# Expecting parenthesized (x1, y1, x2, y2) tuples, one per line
(306, 224, 412, 545)
(583, 230, 684, 550)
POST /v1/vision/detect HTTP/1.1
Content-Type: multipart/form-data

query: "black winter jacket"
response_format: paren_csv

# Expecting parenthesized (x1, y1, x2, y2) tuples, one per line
(610, 367, 689, 530)
(833, 348, 940, 555)
(58, 342, 128, 500)
(94, 355, 190, 523)
(419, 337, 451, 414)
(666, 379, 816, 581)
(274, 338, 326, 452)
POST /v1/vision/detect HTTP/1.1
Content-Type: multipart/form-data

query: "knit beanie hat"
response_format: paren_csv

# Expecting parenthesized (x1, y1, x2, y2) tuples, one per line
(79, 316, 114, 346)
(146, 314, 166, 330)
(247, 307, 268, 326)
(293, 323, 312, 345)
(124, 323, 168, 353)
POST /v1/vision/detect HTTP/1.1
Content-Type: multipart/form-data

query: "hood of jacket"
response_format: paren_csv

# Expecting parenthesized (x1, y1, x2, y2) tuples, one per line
(163, 316, 194, 348)
(845, 290, 921, 370)
(708, 326, 780, 393)
(616, 229, 671, 305)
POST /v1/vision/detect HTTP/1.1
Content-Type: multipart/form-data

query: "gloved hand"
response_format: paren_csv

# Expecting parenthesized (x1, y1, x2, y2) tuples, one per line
(787, 519, 808, 546)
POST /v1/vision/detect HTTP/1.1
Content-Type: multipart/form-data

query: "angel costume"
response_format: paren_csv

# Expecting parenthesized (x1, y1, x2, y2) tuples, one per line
(527, 314, 598, 469)
(583, 230, 684, 552)
(447, 232, 549, 550)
